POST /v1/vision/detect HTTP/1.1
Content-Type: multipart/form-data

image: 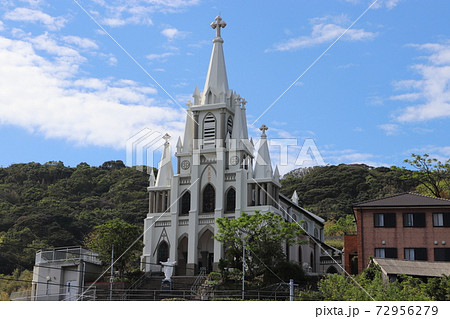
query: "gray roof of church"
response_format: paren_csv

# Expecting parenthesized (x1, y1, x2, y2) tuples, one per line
(279, 193, 325, 224)
(353, 192, 450, 208)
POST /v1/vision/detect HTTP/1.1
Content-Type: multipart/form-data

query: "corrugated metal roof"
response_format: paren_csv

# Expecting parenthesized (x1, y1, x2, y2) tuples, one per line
(373, 258, 450, 277)
(353, 192, 450, 207)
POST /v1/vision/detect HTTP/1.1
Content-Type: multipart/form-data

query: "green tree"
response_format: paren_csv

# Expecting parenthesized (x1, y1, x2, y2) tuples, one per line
(215, 211, 304, 284)
(281, 164, 419, 220)
(84, 218, 143, 278)
(324, 215, 356, 236)
(403, 153, 450, 198)
(297, 262, 432, 301)
(0, 269, 33, 301)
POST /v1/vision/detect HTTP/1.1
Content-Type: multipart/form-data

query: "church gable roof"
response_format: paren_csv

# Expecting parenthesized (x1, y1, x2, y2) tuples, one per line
(353, 192, 450, 208)
(279, 193, 325, 225)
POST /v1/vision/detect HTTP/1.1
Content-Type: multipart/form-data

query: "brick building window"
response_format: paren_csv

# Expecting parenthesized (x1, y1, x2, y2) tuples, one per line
(434, 248, 450, 261)
(433, 213, 450, 227)
(375, 248, 397, 258)
(404, 248, 427, 261)
(403, 213, 426, 227)
(374, 213, 396, 227)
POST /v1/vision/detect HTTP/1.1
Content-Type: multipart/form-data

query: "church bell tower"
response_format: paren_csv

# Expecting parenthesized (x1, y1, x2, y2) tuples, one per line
(141, 16, 282, 276)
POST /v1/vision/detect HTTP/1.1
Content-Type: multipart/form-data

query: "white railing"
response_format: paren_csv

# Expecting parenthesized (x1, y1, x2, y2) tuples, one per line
(35, 247, 101, 265)
(10, 288, 97, 301)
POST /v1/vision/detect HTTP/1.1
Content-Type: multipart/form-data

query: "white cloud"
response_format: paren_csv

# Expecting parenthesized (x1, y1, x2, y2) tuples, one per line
(378, 123, 400, 136)
(0, 34, 185, 149)
(406, 145, 450, 163)
(161, 27, 189, 40)
(146, 52, 176, 61)
(4, 7, 67, 31)
(373, 0, 402, 10)
(393, 41, 450, 122)
(322, 148, 391, 167)
(336, 62, 359, 69)
(366, 95, 384, 106)
(61, 35, 99, 50)
(344, 0, 402, 9)
(268, 17, 376, 52)
(89, 0, 200, 27)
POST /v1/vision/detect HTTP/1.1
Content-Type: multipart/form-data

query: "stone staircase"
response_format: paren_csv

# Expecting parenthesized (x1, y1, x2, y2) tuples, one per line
(139, 276, 199, 291)
(118, 275, 204, 300)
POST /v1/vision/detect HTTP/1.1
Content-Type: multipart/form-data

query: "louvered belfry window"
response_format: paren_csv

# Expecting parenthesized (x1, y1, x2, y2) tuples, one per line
(203, 113, 216, 147)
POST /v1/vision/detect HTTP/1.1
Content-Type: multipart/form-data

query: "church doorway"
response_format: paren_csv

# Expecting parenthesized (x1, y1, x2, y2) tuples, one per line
(157, 241, 169, 264)
(198, 229, 214, 273)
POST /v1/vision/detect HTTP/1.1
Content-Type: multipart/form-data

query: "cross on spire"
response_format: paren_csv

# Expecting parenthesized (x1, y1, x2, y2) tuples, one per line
(259, 124, 269, 137)
(210, 15, 226, 39)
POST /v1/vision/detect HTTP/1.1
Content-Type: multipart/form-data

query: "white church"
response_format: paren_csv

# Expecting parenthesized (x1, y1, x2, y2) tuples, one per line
(141, 16, 327, 276)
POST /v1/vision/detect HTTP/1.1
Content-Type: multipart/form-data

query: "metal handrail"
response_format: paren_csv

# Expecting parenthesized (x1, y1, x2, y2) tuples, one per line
(190, 267, 207, 296)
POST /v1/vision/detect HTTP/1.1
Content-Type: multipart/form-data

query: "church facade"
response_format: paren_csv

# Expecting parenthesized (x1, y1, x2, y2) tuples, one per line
(141, 16, 325, 276)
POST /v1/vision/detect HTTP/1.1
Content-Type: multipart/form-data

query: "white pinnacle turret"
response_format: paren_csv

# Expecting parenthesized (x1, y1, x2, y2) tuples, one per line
(182, 102, 194, 153)
(176, 136, 182, 153)
(291, 190, 299, 205)
(155, 133, 174, 187)
(274, 165, 280, 184)
(253, 124, 273, 180)
(193, 86, 201, 105)
(149, 169, 155, 187)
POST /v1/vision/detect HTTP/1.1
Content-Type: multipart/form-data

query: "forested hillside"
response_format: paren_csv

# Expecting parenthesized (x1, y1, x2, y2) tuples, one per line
(0, 155, 447, 276)
(281, 164, 420, 220)
(0, 161, 149, 274)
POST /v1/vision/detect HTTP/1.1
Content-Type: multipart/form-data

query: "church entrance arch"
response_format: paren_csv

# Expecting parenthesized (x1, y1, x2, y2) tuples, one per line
(157, 241, 169, 264)
(198, 228, 214, 273)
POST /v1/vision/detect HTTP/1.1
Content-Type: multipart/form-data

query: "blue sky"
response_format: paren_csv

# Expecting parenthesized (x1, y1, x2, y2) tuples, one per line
(0, 0, 449, 175)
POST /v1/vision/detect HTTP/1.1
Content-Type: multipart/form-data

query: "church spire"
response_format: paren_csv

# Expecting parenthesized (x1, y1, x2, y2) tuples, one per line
(182, 101, 194, 153)
(231, 96, 249, 142)
(149, 168, 155, 187)
(155, 133, 174, 187)
(254, 124, 273, 180)
(203, 16, 229, 104)
(291, 190, 299, 205)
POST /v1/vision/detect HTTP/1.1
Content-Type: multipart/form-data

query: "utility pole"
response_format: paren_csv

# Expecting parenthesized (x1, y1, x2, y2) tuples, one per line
(109, 244, 114, 301)
(242, 238, 245, 300)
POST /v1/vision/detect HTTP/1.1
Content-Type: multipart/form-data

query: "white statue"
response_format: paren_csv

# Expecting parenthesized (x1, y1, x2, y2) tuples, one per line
(160, 258, 177, 280)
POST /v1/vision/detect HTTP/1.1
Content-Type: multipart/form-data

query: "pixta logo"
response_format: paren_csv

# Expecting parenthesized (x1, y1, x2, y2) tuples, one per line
(126, 128, 163, 174)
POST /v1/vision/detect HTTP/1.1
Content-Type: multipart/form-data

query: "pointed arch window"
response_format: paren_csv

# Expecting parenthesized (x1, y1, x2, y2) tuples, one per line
(202, 184, 215, 213)
(180, 191, 191, 215)
(227, 116, 233, 136)
(225, 187, 236, 212)
(203, 113, 216, 147)
(157, 241, 169, 263)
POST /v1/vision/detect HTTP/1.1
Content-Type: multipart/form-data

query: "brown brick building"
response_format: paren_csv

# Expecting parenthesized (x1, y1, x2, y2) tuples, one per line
(353, 193, 450, 274)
